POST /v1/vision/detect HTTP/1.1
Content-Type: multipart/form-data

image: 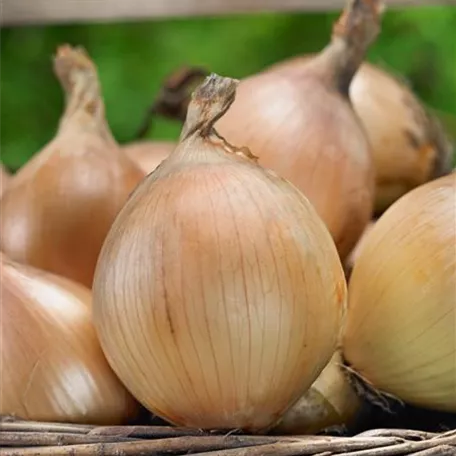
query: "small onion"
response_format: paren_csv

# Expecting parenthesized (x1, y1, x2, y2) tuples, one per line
(272, 351, 361, 435)
(93, 74, 347, 432)
(270, 58, 454, 215)
(342, 173, 456, 412)
(123, 140, 175, 174)
(215, 0, 382, 260)
(0, 254, 139, 424)
(0, 45, 145, 288)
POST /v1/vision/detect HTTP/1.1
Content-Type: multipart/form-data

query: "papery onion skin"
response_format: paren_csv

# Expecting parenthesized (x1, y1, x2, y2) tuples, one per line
(272, 351, 361, 435)
(0, 255, 139, 424)
(270, 58, 454, 215)
(215, 0, 382, 260)
(123, 140, 175, 174)
(93, 74, 347, 432)
(0, 45, 145, 288)
(344, 220, 375, 280)
(343, 173, 456, 412)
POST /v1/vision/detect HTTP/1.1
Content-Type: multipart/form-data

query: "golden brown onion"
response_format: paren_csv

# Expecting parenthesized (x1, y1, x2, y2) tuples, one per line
(272, 352, 361, 434)
(93, 74, 347, 432)
(343, 173, 456, 412)
(216, 0, 381, 260)
(270, 56, 454, 215)
(0, 45, 146, 288)
(123, 140, 175, 174)
(0, 255, 139, 424)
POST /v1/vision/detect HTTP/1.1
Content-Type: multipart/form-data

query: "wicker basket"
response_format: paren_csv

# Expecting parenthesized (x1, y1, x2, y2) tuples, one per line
(1, 415, 455, 456)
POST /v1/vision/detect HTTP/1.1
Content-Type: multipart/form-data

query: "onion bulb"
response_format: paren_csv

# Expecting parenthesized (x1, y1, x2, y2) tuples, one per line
(123, 140, 175, 174)
(0, 254, 139, 424)
(93, 74, 347, 432)
(215, 0, 382, 260)
(1, 163, 10, 197)
(342, 173, 456, 412)
(270, 59, 454, 216)
(0, 45, 146, 288)
(272, 352, 361, 434)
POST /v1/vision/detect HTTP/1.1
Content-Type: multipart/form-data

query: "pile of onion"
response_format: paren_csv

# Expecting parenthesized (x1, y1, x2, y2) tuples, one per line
(92, 73, 347, 432)
(342, 172, 456, 412)
(215, 0, 382, 260)
(123, 140, 176, 174)
(0, 253, 138, 424)
(0, 45, 145, 288)
(269, 60, 454, 216)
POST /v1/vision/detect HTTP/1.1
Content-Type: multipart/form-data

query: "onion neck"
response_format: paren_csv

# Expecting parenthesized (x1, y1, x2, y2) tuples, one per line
(54, 45, 116, 144)
(311, 0, 382, 95)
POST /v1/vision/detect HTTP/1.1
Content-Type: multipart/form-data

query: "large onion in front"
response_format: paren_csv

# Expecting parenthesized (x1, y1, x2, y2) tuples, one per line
(215, 0, 382, 260)
(342, 173, 456, 412)
(93, 74, 346, 432)
(0, 254, 139, 424)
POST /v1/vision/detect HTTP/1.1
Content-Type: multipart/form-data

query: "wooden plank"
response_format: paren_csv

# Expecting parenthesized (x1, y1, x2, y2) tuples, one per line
(1, 0, 451, 27)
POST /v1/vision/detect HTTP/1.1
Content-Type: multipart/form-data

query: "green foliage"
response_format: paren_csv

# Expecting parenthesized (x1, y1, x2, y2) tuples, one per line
(1, 7, 455, 171)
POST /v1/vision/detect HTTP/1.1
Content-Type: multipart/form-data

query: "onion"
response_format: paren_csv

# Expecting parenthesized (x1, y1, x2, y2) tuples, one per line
(342, 173, 456, 412)
(123, 140, 175, 174)
(215, 0, 381, 260)
(0, 254, 139, 424)
(272, 351, 361, 434)
(1, 163, 10, 197)
(93, 74, 347, 432)
(0, 45, 145, 288)
(270, 59, 454, 216)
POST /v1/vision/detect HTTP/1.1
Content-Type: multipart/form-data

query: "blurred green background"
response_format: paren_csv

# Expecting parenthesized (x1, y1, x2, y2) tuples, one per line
(1, 6, 455, 171)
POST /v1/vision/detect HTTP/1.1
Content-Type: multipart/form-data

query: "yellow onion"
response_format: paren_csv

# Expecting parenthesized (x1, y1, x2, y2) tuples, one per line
(0, 254, 139, 424)
(0, 45, 145, 288)
(272, 352, 361, 434)
(216, 0, 382, 260)
(123, 140, 175, 174)
(93, 74, 347, 432)
(343, 173, 456, 412)
(1, 163, 10, 197)
(270, 58, 454, 216)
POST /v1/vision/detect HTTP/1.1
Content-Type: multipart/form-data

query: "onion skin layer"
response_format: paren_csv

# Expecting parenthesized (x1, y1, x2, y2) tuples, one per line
(343, 173, 456, 412)
(1, 255, 139, 424)
(0, 45, 145, 288)
(93, 74, 347, 432)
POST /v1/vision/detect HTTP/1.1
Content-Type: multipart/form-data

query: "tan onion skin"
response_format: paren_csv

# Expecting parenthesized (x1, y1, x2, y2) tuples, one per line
(270, 58, 454, 215)
(344, 220, 375, 280)
(343, 173, 456, 412)
(0, 45, 145, 288)
(216, 1, 382, 261)
(123, 140, 175, 174)
(93, 74, 347, 432)
(272, 351, 361, 434)
(0, 255, 139, 424)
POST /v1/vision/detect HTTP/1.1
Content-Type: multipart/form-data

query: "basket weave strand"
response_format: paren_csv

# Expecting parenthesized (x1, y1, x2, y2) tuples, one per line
(1, 417, 455, 456)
